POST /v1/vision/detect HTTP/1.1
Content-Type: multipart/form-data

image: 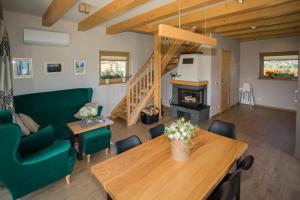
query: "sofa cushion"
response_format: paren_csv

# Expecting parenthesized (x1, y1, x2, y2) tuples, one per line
(19, 113, 40, 132)
(82, 127, 111, 142)
(15, 114, 31, 136)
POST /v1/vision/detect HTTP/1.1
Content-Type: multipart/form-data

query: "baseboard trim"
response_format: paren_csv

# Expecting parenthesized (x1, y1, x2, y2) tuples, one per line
(254, 104, 296, 113)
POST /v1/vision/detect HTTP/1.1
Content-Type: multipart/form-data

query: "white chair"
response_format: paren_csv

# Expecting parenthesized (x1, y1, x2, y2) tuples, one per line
(239, 82, 255, 105)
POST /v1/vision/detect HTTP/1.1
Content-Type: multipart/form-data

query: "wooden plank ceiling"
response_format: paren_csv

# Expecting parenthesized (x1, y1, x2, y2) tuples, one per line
(44, 0, 300, 41)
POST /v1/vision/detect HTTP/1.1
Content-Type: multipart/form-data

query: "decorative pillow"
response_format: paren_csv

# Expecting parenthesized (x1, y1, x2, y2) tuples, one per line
(14, 114, 31, 136)
(19, 113, 40, 133)
(74, 102, 99, 119)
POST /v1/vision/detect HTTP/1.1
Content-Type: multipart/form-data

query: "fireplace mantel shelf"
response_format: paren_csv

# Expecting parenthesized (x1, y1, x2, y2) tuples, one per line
(170, 80, 208, 87)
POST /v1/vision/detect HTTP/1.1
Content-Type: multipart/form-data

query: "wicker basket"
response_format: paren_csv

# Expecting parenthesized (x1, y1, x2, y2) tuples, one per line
(170, 140, 193, 161)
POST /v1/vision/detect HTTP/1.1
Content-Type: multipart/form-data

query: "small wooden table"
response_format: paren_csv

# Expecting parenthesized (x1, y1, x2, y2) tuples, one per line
(91, 129, 248, 200)
(67, 117, 114, 160)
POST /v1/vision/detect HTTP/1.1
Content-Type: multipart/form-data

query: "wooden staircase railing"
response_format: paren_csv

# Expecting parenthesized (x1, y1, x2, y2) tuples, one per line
(126, 53, 155, 126)
(112, 38, 200, 126)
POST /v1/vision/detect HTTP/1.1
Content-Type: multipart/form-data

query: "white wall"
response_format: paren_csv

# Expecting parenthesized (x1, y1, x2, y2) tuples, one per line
(162, 34, 240, 117)
(240, 36, 300, 110)
(4, 11, 153, 116)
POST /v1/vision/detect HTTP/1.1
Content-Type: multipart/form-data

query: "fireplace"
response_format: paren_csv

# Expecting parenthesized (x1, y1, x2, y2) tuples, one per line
(170, 80, 210, 125)
(178, 88, 205, 109)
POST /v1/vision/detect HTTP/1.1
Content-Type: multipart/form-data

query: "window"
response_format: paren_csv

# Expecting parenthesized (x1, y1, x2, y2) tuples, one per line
(99, 51, 129, 85)
(259, 51, 298, 81)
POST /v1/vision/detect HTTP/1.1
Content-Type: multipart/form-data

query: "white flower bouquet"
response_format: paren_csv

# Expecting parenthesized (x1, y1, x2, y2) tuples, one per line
(165, 118, 197, 161)
(79, 106, 97, 121)
(165, 118, 197, 144)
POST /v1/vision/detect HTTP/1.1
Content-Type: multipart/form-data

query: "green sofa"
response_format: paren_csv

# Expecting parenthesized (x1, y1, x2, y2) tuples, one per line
(0, 110, 76, 200)
(14, 88, 102, 140)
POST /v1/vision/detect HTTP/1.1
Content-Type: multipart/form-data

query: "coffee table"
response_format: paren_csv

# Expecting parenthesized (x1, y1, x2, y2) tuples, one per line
(67, 117, 114, 160)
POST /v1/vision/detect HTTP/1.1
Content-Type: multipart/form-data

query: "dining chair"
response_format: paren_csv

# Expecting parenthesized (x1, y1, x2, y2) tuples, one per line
(149, 124, 165, 139)
(208, 120, 236, 139)
(114, 135, 142, 155)
(207, 155, 254, 200)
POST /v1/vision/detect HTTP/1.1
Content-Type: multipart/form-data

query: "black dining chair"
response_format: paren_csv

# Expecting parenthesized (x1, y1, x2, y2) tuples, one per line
(107, 135, 142, 200)
(149, 124, 165, 139)
(208, 120, 236, 139)
(207, 155, 254, 200)
(114, 135, 142, 155)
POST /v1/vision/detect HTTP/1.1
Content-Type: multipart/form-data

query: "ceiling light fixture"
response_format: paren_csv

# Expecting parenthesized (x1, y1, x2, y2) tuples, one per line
(79, 3, 91, 14)
(237, 0, 244, 3)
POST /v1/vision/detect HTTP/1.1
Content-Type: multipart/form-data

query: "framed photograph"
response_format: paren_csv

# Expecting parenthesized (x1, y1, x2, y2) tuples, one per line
(44, 62, 64, 75)
(74, 59, 86, 75)
(12, 58, 33, 79)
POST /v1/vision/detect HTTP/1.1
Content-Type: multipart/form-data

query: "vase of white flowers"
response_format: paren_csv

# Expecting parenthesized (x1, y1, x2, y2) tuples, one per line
(79, 106, 97, 127)
(165, 118, 197, 161)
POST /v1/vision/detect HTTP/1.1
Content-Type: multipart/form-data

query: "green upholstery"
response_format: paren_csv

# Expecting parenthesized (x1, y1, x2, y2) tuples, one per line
(0, 122, 76, 200)
(82, 127, 111, 155)
(0, 109, 12, 124)
(14, 88, 103, 140)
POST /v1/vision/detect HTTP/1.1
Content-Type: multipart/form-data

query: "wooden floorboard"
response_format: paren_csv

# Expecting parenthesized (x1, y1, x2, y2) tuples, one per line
(1, 105, 299, 200)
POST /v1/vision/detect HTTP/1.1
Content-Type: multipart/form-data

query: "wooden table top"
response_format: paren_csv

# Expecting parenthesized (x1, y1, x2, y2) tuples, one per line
(67, 117, 114, 135)
(91, 128, 248, 200)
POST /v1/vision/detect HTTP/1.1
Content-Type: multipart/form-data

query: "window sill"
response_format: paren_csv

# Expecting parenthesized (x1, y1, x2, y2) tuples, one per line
(99, 78, 128, 85)
(258, 76, 298, 81)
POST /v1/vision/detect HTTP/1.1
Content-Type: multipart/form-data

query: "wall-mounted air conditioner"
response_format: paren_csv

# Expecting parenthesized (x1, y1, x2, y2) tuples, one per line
(23, 29, 70, 46)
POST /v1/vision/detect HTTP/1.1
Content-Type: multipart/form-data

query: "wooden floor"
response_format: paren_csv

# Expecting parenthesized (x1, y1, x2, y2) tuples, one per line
(1, 105, 300, 200)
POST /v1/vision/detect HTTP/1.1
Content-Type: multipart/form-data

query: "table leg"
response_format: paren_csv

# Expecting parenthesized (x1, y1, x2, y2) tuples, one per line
(71, 134, 84, 161)
(78, 134, 83, 160)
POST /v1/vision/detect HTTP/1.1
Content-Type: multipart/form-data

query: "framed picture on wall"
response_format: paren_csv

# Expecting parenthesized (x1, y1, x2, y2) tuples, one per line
(44, 62, 64, 75)
(12, 58, 33, 79)
(74, 59, 86, 75)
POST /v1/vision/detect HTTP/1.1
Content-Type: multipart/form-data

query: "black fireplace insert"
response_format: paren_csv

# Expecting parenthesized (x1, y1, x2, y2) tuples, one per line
(178, 88, 205, 109)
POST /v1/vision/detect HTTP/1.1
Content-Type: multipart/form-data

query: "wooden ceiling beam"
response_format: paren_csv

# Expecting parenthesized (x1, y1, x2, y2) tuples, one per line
(182, 1, 300, 33)
(231, 27, 300, 39)
(215, 13, 300, 33)
(158, 24, 217, 46)
(239, 32, 300, 42)
(136, 0, 292, 33)
(106, 0, 225, 34)
(222, 21, 300, 37)
(78, 0, 150, 31)
(42, 0, 77, 26)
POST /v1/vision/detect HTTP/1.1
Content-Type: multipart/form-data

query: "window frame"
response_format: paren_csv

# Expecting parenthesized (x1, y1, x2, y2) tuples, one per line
(259, 51, 298, 81)
(99, 50, 130, 85)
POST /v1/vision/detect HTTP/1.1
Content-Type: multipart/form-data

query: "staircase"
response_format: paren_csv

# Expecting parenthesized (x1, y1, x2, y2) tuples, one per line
(111, 38, 201, 126)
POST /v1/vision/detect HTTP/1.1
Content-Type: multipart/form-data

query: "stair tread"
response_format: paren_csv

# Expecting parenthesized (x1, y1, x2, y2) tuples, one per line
(112, 111, 127, 120)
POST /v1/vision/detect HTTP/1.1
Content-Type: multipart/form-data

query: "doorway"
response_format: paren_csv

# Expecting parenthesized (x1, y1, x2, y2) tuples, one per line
(221, 49, 231, 113)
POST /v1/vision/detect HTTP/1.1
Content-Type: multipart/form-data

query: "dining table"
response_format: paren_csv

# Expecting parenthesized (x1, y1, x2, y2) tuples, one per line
(91, 128, 248, 200)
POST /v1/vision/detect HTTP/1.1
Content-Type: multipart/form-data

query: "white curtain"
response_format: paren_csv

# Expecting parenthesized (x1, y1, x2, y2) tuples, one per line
(0, 20, 14, 111)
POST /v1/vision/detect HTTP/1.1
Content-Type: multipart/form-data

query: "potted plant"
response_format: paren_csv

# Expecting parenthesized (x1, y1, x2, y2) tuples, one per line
(164, 118, 197, 161)
(101, 71, 111, 84)
(118, 71, 126, 82)
(170, 72, 181, 80)
(78, 106, 97, 126)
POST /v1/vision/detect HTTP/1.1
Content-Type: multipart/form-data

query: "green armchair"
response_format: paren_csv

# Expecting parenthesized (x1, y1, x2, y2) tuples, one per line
(0, 110, 76, 200)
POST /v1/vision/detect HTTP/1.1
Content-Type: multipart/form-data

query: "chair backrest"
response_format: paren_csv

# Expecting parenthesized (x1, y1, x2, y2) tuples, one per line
(0, 110, 13, 124)
(208, 155, 254, 200)
(242, 82, 252, 92)
(14, 88, 93, 127)
(115, 135, 142, 155)
(149, 124, 165, 139)
(0, 123, 22, 187)
(208, 120, 236, 139)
